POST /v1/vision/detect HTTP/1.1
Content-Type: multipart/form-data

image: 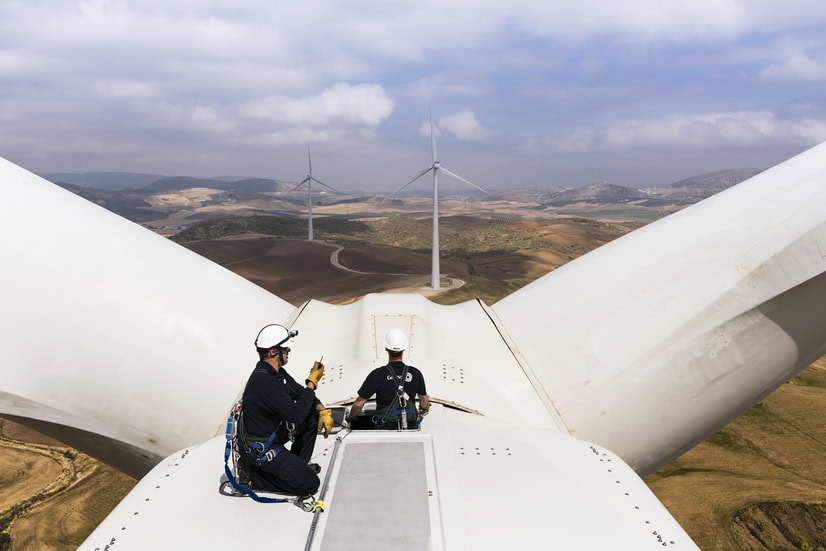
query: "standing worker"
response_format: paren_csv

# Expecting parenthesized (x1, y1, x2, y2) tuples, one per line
(238, 324, 334, 496)
(347, 329, 430, 430)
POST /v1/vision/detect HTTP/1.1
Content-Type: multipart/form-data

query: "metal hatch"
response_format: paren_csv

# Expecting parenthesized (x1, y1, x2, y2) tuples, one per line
(312, 437, 435, 551)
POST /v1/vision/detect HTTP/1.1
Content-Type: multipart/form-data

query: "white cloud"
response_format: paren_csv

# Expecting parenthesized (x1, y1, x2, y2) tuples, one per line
(783, 118, 826, 143)
(418, 121, 441, 139)
(759, 51, 826, 81)
(397, 74, 487, 100)
(506, 0, 826, 43)
(555, 128, 598, 153)
(437, 110, 495, 141)
(3, 0, 826, 186)
(504, 0, 748, 43)
(560, 110, 826, 151)
(187, 105, 238, 133)
(240, 127, 344, 147)
(92, 80, 163, 100)
(240, 83, 394, 127)
(602, 111, 776, 147)
(0, 49, 35, 74)
(552, 111, 826, 153)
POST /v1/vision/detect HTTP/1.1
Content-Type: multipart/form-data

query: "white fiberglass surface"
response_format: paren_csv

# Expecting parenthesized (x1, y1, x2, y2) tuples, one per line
(0, 158, 295, 473)
(80, 405, 697, 550)
(5, 142, 826, 548)
(493, 142, 826, 472)
(285, 295, 565, 430)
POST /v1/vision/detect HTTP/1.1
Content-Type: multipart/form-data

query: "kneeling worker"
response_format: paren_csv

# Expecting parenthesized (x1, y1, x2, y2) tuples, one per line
(347, 329, 430, 429)
(239, 324, 333, 496)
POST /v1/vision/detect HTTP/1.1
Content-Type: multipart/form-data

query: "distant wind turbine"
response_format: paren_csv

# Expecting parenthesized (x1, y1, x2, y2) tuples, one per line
(291, 146, 339, 240)
(388, 107, 486, 289)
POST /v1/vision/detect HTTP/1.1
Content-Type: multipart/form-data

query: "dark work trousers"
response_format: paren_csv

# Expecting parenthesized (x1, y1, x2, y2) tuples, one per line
(243, 410, 320, 496)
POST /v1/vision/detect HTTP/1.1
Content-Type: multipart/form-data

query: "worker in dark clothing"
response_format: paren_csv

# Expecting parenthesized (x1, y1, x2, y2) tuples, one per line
(239, 324, 333, 496)
(347, 329, 430, 430)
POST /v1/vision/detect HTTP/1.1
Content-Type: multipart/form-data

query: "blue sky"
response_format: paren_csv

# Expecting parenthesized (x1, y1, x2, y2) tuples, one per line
(2, 1, 826, 191)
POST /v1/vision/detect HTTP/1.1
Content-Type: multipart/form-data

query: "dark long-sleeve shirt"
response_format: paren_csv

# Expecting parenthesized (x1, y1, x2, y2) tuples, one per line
(241, 361, 320, 443)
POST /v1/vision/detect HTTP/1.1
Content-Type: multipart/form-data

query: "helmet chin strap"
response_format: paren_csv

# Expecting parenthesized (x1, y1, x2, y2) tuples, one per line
(264, 347, 282, 366)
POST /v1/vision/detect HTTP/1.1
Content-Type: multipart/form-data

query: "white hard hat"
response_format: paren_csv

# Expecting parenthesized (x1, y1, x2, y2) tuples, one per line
(384, 329, 408, 352)
(255, 324, 297, 349)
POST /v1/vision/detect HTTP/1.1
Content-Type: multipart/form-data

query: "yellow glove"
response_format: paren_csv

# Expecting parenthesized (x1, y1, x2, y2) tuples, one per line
(317, 409, 334, 438)
(306, 361, 325, 388)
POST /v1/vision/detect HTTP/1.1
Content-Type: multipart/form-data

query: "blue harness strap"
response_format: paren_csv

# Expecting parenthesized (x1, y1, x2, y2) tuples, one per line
(222, 407, 290, 504)
(245, 430, 284, 464)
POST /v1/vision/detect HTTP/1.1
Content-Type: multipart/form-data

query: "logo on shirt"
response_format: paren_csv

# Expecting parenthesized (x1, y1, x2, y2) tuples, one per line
(386, 373, 414, 382)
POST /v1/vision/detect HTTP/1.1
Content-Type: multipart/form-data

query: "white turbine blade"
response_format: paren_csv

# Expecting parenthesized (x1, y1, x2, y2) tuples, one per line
(289, 177, 311, 192)
(384, 166, 433, 200)
(440, 166, 487, 193)
(310, 176, 340, 194)
(429, 103, 437, 163)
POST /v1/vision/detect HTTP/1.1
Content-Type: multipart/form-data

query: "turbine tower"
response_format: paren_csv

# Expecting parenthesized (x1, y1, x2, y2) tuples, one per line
(388, 107, 486, 289)
(291, 145, 339, 240)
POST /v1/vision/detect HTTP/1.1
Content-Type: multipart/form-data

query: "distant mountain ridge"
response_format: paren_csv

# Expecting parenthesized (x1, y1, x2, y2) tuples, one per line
(42, 167, 764, 197)
(53, 182, 163, 222)
(45, 166, 768, 228)
(668, 168, 763, 190)
(479, 168, 764, 206)
(544, 181, 645, 206)
(40, 171, 166, 191)
(139, 177, 294, 194)
(41, 171, 299, 194)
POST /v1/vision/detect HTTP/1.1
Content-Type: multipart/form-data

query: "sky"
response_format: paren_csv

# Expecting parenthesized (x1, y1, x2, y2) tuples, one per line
(2, 1, 826, 191)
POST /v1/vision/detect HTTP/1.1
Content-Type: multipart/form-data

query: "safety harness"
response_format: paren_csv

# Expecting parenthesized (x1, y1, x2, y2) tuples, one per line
(374, 363, 419, 430)
(219, 400, 321, 511)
